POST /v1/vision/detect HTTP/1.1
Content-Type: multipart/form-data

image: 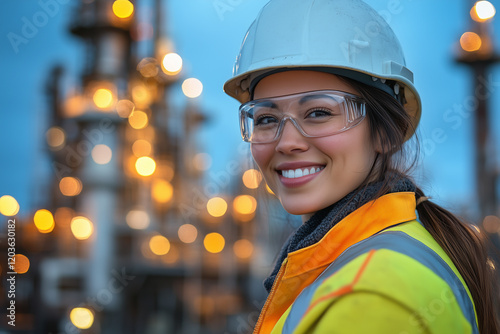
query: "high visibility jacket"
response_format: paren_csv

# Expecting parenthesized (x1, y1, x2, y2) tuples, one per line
(253, 192, 479, 334)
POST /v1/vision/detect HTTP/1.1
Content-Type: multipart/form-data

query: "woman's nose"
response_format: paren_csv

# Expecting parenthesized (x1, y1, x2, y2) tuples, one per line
(274, 119, 309, 153)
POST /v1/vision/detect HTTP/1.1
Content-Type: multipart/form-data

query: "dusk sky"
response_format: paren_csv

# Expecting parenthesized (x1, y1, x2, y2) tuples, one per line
(1, 0, 499, 221)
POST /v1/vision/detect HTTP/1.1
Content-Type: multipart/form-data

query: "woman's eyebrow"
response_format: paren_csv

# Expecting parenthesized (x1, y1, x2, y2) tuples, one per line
(258, 101, 278, 108)
(298, 94, 336, 105)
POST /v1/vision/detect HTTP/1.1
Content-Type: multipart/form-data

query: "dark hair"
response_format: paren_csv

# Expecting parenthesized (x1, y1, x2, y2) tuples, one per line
(342, 76, 499, 333)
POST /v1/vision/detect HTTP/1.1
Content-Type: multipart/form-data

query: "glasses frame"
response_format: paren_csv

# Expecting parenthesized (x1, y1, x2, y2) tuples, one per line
(239, 90, 367, 144)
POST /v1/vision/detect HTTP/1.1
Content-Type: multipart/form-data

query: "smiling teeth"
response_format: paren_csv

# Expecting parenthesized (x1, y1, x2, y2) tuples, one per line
(282, 167, 323, 179)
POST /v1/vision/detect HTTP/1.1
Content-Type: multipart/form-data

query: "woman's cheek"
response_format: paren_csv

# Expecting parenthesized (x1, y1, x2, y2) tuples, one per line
(251, 144, 276, 188)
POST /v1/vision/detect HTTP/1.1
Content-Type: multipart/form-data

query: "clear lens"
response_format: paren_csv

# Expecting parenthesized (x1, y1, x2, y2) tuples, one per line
(239, 90, 366, 143)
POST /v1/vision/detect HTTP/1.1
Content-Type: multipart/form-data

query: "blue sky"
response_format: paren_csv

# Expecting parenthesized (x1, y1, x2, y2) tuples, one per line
(1, 0, 499, 219)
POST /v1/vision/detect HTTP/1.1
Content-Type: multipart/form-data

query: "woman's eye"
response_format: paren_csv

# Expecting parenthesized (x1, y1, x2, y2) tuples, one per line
(255, 115, 279, 126)
(307, 109, 333, 118)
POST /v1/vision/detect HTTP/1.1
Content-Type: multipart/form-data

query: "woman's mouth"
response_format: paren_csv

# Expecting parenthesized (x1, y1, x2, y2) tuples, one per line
(276, 165, 325, 187)
(279, 166, 325, 179)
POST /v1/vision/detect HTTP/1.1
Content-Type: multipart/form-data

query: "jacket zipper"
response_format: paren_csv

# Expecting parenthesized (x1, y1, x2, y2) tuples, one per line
(253, 258, 288, 334)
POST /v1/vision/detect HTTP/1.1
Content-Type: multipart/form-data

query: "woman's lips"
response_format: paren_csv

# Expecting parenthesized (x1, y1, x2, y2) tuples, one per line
(277, 166, 325, 188)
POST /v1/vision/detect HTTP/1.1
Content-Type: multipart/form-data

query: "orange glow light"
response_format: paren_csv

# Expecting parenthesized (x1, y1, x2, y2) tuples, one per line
(12, 254, 30, 274)
(70, 307, 94, 329)
(242, 169, 262, 189)
(178, 224, 198, 244)
(204, 233, 225, 253)
(71, 216, 94, 240)
(128, 110, 149, 129)
(93, 88, 114, 109)
(460, 32, 482, 52)
(233, 195, 257, 215)
(135, 156, 156, 176)
(46, 126, 66, 150)
(233, 239, 254, 260)
(0, 195, 20, 216)
(112, 0, 134, 19)
(152, 179, 173, 203)
(149, 235, 171, 255)
(207, 197, 227, 218)
(34, 209, 55, 233)
(126, 210, 150, 230)
(132, 139, 152, 157)
(59, 177, 82, 197)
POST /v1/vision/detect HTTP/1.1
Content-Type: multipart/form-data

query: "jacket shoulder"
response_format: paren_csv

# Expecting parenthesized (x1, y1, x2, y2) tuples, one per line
(283, 222, 477, 334)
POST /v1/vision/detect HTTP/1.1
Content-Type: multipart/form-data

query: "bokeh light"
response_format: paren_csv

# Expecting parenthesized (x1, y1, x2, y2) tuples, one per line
(71, 216, 94, 240)
(128, 110, 149, 129)
(126, 210, 150, 230)
(137, 57, 159, 78)
(182, 78, 203, 98)
(59, 177, 83, 197)
(178, 224, 198, 244)
(206, 197, 227, 217)
(112, 0, 134, 19)
(91, 144, 113, 165)
(233, 239, 254, 260)
(472, 1, 496, 21)
(34, 209, 55, 233)
(460, 32, 482, 52)
(242, 169, 262, 189)
(233, 195, 257, 215)
(132, 139, 152, 157)
(131, 84, 152, 107)
(483, 215, 500, 233)
(115, 99, 135, 118)
(0, 195, 20, 216)
(151, 179, 173, 203)
(93, 88, 114, 109)
(149, 235, 171, 255)
(70, 307, 94, 329)
(162, 53, 183, 75)
(46, 126, 66, 150)
(193, 153, 212, 171)
(64, 94, 85, 117)
(12, 254, 30, 274)
(135, 156, 156, 176)
(204, 233, 225, 253)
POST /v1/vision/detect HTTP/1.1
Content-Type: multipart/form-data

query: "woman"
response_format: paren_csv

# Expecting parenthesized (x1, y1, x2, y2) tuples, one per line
(224, 0, 498, 333)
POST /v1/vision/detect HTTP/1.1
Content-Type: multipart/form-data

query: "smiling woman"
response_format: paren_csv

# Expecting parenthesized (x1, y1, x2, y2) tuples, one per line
(223, 0, 499, 333)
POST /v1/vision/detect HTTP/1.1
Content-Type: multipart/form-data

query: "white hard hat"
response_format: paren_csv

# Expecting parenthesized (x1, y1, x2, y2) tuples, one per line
(223, 0, 421, 138)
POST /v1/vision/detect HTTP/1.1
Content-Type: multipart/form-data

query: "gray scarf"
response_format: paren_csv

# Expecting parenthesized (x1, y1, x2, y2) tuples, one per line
(263, 174, 416, 293)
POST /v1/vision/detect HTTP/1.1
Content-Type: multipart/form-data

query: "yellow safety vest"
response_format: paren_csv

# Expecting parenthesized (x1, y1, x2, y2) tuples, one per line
(253, 192, 478, 334)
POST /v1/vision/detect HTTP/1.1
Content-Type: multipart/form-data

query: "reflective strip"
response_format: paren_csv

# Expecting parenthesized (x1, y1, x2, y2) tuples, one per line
(282, 231, 478, 334)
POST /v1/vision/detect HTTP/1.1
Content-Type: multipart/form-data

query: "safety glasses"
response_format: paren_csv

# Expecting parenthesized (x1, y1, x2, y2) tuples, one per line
(239, 90, 366, 143)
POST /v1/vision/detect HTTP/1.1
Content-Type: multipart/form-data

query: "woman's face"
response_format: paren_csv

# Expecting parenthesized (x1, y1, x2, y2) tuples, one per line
(251, 70, 377, 219)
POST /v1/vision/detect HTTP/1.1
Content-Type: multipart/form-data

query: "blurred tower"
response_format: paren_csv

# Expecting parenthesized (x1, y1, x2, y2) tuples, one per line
(69, 0, 130, 302)
(455, 1, 499, 220)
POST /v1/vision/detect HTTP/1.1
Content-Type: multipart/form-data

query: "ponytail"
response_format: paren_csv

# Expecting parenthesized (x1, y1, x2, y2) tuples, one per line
(415, 187, 499, 333)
